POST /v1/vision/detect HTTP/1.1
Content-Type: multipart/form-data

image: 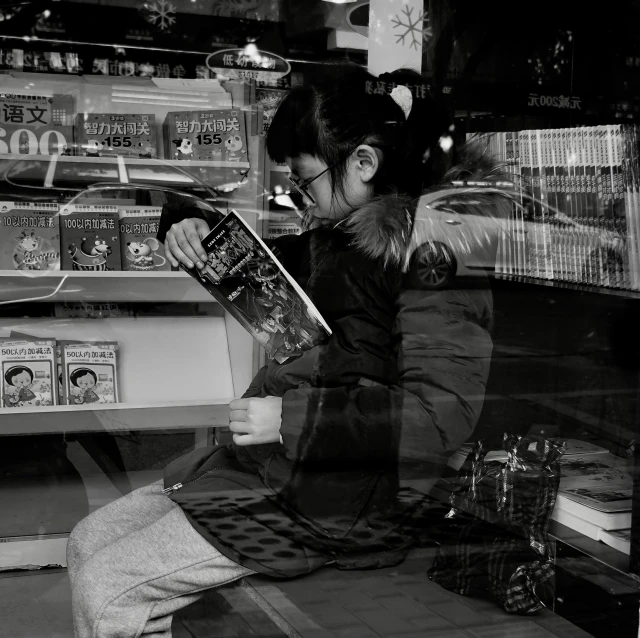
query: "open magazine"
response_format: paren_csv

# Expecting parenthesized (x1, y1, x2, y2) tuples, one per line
(181, 210, 331, 363)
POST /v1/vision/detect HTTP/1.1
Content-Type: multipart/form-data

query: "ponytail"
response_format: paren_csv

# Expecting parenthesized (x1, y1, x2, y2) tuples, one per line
(377, 69, 455, 198)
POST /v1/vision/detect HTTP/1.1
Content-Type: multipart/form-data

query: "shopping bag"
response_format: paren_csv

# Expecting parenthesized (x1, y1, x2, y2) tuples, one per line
(428, 434, 566, 614)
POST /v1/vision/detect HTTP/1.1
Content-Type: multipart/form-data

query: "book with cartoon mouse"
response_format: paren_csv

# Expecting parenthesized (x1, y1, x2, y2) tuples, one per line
(179, 210, 331, 363)
(59, 205, 121, 271)
(60, 341, 119, 405)
(118, 206, 170, 271)
(0, 201, 61, 271)
(0, 339, 57, 408)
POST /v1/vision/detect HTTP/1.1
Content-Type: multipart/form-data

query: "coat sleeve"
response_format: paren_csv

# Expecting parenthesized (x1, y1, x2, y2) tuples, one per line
(279, 276, 493, 468)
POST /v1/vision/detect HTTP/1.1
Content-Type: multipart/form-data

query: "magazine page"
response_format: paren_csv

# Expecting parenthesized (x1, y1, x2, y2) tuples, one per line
(557, 485, 632, 513)
(182, 211, 331, 363)
(559, 453, 633, 490)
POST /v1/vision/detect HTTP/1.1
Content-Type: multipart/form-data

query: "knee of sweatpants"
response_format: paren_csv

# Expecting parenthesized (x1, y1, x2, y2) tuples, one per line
(67, 515, 93, 570)
(71, 558, 116, 621)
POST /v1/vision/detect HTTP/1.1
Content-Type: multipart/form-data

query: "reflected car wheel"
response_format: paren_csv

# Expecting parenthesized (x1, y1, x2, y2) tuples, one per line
(411, 243, 457, 290)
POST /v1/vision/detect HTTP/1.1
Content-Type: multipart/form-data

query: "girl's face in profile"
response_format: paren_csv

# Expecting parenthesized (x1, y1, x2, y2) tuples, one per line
(287, 151, 376, 222)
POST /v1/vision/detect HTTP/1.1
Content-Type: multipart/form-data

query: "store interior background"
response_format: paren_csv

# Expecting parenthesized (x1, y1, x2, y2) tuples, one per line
(0, 0, 639, 636)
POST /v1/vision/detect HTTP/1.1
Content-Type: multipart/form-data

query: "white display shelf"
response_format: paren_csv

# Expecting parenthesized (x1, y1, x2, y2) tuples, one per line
(0, 153, 249, 191)
(0, 399, 232, 436)
(0, 270, 219, 303)
(0, 153, 250, 170)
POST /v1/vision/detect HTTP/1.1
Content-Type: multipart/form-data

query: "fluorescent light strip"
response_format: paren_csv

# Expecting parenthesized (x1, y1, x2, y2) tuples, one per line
(111, 98, 227, 108)
(112, 85, 223, 97)
(111, 91, 211, 103)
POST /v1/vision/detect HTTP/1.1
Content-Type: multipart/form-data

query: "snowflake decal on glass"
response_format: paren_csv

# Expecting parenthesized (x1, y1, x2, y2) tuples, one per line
(144, 0, 176, 31)
(391, 6, 433, 50)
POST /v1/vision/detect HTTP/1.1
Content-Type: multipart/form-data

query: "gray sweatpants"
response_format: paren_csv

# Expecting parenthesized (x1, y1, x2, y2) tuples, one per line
(67, 480, 254, 638)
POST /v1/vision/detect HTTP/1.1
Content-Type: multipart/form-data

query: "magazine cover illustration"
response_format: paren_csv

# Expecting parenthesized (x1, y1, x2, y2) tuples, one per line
(62, 342, 119, 405)
(184, 211, 331, 363)
(1, 340, 56, 408)
(0, 202, 60, 271)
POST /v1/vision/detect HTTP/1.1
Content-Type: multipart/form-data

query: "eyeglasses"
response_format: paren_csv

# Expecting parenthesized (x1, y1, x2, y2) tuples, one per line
(287, 165, 332, 206)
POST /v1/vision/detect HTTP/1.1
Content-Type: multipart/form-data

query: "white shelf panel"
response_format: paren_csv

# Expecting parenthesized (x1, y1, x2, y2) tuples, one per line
(0, 270, 218, 303)
(0, 399, 232, 435)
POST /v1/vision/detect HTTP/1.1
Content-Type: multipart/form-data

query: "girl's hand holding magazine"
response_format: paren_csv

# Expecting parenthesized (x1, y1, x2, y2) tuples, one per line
(164, 217, 210, 270)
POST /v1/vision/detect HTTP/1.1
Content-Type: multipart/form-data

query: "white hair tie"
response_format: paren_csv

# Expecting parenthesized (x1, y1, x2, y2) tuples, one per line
(390, 85, 413, 120)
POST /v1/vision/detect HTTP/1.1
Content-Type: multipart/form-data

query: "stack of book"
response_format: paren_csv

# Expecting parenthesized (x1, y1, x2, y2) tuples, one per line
(447, 439, 632, 555)
(468, 125, 639, 291)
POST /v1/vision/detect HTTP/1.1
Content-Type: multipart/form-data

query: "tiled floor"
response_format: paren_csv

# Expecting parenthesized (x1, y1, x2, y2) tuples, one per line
(0, 547, 595, 638)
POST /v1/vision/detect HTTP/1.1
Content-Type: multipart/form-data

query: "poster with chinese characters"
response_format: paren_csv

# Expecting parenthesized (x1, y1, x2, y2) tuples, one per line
(163, 109, 248, 163)
(118, 206, 170, 271)
(0, 201, 60, 271)
(61, 341, 119, 406)
(0, 93, 74, 155)
(75, 114, 157, 158)
(59, 204, 121, 271)
(0, 339, 57, 408)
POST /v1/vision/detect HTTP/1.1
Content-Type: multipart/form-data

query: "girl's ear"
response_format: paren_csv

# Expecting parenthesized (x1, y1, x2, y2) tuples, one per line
(353, 144, 380, 184)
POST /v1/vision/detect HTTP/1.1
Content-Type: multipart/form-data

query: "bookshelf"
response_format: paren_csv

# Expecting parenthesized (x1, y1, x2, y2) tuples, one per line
(463, 125, 639, 294)
(0, 270, 220, 304)
(0, 400, 232, 436)
(0, 153, 250, 192)
(0, 74, 265, 572)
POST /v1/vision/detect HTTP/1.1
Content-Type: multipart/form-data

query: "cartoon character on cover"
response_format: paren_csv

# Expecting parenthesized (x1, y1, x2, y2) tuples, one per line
(69, 368, 100, 405)
(126, 238, 162, 267)
(68, 235, 113, 270)
(14, 231, 41, 270)
(172, 139, 193, 159)
(137, 141, 153, 158)
(3, 365, 37, 407)
(225, 135, 246, 162)
(85, 140, 104, 157)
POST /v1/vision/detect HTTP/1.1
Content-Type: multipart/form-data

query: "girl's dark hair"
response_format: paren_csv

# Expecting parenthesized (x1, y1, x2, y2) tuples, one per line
(4, 365, 33, 386)
(266, 64, 453, 201)
(70, 368, 97, 387)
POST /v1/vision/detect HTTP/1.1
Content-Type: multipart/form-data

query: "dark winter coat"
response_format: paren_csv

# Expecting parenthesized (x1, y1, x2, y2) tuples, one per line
(160, 157, 507, 578)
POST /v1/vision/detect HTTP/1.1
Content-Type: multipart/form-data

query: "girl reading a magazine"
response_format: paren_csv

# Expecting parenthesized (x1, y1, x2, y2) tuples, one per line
(67, 65, 511, 637)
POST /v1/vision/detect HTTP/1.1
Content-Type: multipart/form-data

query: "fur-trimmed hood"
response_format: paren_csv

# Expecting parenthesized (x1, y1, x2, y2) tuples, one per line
(305, 142, 518, 271)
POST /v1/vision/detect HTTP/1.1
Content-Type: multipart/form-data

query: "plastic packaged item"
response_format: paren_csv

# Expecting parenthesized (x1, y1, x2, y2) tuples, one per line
(428, 434, 566, 615)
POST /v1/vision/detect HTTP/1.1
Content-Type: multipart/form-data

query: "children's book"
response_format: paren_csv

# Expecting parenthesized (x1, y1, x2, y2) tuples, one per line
(59, 205, 121, 271)
(61, 341, 119, 405)
(0, 339, 57, 408)
(180, 210, 331, 363)
(0, 201, 60, 270)
(118, 206, 170, 271)
(0, 93, 74, 155)
(163, 109, 248, 162)
(75, 113, 156, 158)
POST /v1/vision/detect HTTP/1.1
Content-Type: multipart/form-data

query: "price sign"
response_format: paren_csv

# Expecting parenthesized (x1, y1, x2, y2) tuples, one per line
(206, 48, 290, 84)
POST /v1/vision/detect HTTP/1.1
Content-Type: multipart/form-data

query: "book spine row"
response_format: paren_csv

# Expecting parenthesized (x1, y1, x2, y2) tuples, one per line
(473, 125, 639, 291)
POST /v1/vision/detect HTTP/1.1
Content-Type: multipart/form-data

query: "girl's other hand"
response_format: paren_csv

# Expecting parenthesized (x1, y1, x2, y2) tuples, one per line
(229, 396, 283, 446)
(164, 218, 210, 269)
